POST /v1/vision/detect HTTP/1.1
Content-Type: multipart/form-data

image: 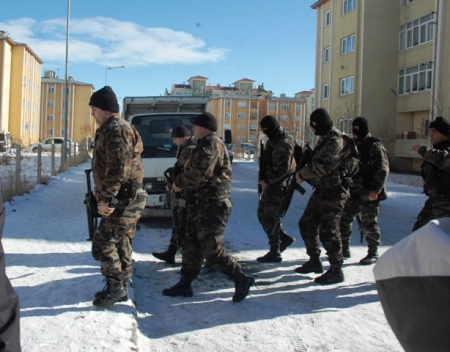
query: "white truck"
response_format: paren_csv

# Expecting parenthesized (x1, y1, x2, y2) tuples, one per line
(124, 96, 208, 217)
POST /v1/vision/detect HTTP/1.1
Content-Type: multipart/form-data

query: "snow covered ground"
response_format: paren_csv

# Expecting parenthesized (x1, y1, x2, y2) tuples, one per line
(2, 159, 425, 351)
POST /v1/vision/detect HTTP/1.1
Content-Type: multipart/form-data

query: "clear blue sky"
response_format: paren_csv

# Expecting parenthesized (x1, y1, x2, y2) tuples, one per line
(0, 0, 317, 101)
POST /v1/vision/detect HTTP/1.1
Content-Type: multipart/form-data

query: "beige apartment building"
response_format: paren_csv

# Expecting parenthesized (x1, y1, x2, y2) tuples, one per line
(171, 76, 307, 146)
(40, 71, 95, 147)
(312, 0, 450, 172)
(0, 30, 43, 147)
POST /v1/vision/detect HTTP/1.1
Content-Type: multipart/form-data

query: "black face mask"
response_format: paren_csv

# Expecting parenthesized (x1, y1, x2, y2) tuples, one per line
(260, 115, 280, 139)
(352, 117, 369, 139)
(309, 108, 333, 135)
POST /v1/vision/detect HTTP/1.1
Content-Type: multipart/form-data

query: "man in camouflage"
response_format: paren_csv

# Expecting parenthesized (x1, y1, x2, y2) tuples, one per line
(339, 117, 389, 265)
(162, 112, 255, 302)
(295, 108, 358, 284)
(89, 86, 147, 308)
(411, 116, 450, 231)
(257, 115, 296, 263)
(152, 125, 196, 264)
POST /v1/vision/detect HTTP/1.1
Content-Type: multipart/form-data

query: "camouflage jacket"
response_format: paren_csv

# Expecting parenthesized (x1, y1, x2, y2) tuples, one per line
(263, 129, 296, 186)
(174, 137, 197, 178)
(352, 135, 389, 197)
(298, 127, 357, 188)
(174, 133, 231, 202)
(419, 139, 450, 197)
(92, 115, 144, 204)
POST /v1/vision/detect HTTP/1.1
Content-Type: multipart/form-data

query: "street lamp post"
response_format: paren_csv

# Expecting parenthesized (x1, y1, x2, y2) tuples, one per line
(105, 66, 125, 86)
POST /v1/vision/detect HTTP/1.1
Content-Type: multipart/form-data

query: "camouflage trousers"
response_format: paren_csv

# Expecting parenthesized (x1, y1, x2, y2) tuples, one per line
(412, 196, 450, 232)
(257, 183, 291, 247)
(92, 190, 147, 280)
(340, 194, 381, 247)
(169, 205, 188, 250)
(298, 189, 347, 265)
(182, 199, 241, 280)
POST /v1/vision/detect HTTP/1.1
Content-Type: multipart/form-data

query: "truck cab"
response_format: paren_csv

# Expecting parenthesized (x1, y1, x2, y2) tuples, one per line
(130, 112, 198, 217)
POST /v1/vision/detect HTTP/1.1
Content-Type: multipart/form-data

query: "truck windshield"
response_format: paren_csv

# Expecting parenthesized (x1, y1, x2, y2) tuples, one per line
(130, 113, 197, 158)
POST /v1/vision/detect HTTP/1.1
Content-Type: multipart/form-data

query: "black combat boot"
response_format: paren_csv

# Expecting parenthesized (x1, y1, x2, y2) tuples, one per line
(152, 245, 177, 264)
(257, 246, 282, 263)
(359, 247, 378, 265)
(162, 276, 193, 297)
(294, 255, 324, 274)
(280, 234, 295, 253)
(93, 276, 128, 308)
(314, 263, 344, 285)
(233, 271, 255, 303)
(342, 240, 351, 259)
(95, 277, 130, 299)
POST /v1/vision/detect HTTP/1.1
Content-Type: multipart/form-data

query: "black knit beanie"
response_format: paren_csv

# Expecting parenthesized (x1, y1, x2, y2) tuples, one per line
(353, 116, 369, 139)
(171, 125, 191, 138)
(429, 116, 450, 137)
(193, 112, 217, 132)
(309, 108, 333, 135)
(89, 86, 119, 113)
(260, 115, 280, 139)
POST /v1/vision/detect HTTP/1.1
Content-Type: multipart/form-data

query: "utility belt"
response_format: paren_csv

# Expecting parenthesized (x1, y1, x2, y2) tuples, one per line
(116, 179, 143, 201)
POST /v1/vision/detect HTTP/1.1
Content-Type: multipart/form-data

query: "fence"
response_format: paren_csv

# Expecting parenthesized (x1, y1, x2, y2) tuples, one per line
(0, 145, 90, 202)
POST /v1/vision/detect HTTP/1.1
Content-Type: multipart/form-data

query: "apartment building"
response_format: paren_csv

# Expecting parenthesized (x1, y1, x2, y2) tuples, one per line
(312, 0, 450, 172)
(0, 30, 43, 147)
(40, 71, 95, 147)
(171, 76, 307, 146)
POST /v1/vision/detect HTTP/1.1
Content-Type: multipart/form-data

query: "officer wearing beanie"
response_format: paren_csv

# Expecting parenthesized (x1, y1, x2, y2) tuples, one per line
(295, 108, 358, 284)
(339, 117, 390, 265)
(89, 86, 147, 308)
(153, 125, 196, 264)
(411, 116, 450, 231)
(163, 112, 255, 302)
(257, 115, 296, 263)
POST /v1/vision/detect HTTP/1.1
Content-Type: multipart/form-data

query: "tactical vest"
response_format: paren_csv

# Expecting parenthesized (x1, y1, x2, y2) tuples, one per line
(359, 137, 381, 189)
(421, 141, 450, 196)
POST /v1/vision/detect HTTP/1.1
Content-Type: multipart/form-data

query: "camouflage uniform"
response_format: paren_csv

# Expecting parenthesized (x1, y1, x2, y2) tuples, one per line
(0, 193, 21, 351)
(258, 129, 296, 248)
(91, 115, 147, 281)
(169, 137, 196, 249)
(298, 127, 357, 265)
(412, 139, 450, 231)
(174, 133, 241, 280)
(340, 136, 389, 250)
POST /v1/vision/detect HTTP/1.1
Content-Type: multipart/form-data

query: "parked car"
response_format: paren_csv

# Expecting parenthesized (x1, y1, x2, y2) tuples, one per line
(239, 142, 256, 154)
(29, 137, 79, 154)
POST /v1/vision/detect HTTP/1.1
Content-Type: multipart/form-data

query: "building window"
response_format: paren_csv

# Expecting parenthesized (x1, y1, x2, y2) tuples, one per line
(237, 102, 246, 108)
(47, 129, 53, 135)
(295, 127, 301, 133)
(399, 14, 434, 50)
(236, 136, 245, 141)
(250, 124, 257, 130)
(237, 113, 246, 119)
(62, 87, 70, 93)
(249, 136, 256, 142)
(280, 115, 289, 121)
(322, 84, 330, 99)
(251, 102, 257, 108)
(340, 76, 354, 95)
(324, 47, 330, 63)
(342, 35, 355, 55)
(224, 124, 230, 130)
(401, 0, 416, 5)
(343, 0, 356, 15)
(295, 116, 301, 122)
(398, 63, 432, 95)
(225, 101, 231, 107)
(224, 112, 231, 118)
(237, 125, 246, 130)
(281, 104, 289, 110)
(47, 115, 54, 121)
(61, 129, 65, 136)
(47, 100, 54, 107)
(338, 119, 352, 135)
(175, 91, 183, 96)
(185, 89, 192, 96)
(48, 87, 55, 93)
(269, 103, 277, 110)
(23, 76, 26, 86)
(324, 10, 331, 26)
(295, 105, 302, 111)
(61, 115, 68, 121)
(62, 101, 70, 108)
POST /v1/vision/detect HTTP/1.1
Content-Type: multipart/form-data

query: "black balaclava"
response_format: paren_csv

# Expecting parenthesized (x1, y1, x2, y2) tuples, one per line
(260, 115, 280, 139)
(309, 108, 333, 135)
(352, 116, 369, 139)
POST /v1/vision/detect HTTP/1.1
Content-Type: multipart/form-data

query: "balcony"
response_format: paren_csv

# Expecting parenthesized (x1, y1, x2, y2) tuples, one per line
(394, 132, 427, 158)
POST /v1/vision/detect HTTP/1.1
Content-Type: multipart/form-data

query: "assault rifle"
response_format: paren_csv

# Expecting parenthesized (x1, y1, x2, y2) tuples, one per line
(164, 167, 185, 233)
(270, 145, 312, 235)
(258, 140, 266, 196)
(84, 169, 100, 241)
(356, 213, 367, 243)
